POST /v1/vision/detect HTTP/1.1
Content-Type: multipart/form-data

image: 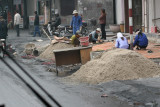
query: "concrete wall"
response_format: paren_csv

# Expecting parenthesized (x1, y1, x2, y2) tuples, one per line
(78, 0, 114, 28)
(154, 0, 160, 28)
(52, 0, 114, 27)
(27, 0, 36, 16)
(147, 0, 159, 33)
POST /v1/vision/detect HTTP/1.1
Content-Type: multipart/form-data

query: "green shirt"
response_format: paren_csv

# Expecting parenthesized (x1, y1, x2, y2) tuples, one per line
(70, 35, 76, 44)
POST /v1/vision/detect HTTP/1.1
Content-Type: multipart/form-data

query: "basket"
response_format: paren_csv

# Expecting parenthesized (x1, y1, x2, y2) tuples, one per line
(24, 43, 36, 55)
(79, 36, 89, 47)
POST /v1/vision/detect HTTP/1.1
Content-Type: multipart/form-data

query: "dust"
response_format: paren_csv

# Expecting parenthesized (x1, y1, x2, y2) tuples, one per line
(39, 42, 73, 60)
(69, 49, 160, 84)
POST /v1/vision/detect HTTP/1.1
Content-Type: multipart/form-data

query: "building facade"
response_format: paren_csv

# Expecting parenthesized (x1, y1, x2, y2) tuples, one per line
(115, 0, 160, 33)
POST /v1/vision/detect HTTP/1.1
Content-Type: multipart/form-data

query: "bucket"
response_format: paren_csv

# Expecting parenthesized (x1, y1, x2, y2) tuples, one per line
(79, 36, 89, 47)
(151, 26, 157, 33)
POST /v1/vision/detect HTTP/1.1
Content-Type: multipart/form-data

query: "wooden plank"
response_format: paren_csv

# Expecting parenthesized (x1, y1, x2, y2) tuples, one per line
(54, 50, 81, 66)
(53, 46, 92, 53)
(80, 47, 92, 65)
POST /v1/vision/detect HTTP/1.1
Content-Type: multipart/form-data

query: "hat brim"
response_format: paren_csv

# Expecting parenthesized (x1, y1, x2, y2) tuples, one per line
(96, 30, 101, 32)
(73, 12, 78, 14)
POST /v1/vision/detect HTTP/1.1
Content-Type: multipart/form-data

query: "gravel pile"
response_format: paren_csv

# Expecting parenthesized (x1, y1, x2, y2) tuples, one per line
(70, 49, 160, 84)
(39, 42, 73, 60)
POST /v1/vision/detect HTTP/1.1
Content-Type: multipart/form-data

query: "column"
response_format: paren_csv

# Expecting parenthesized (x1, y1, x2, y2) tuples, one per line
(129, 0, 133, 50)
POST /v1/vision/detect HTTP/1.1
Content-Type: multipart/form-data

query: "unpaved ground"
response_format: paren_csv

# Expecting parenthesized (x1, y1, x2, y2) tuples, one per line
(4, 30, 133, 107)
(5, 30, 160, 107)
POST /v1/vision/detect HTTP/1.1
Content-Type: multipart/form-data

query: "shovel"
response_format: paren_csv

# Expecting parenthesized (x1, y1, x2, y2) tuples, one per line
(42, 28, 52, 42)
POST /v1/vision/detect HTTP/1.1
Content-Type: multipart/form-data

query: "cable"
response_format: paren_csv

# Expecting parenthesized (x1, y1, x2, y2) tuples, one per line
(1, 48, 62, 107)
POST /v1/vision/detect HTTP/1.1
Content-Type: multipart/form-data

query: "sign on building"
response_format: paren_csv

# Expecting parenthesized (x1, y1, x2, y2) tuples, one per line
(29, 15, 45, 26)
(14, 0, 21, 5)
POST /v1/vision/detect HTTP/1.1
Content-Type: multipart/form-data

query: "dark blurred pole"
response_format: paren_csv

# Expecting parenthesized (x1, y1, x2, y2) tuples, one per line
(11, 0, 14, 27)
(24, 0, 28, 29)
(113, 0, 116, 24)
(50, 0, 51, 21)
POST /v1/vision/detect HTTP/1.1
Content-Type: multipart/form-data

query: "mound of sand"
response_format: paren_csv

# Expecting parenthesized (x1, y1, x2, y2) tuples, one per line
(70, 49, 160, 84)
(39, 42, 73, 60)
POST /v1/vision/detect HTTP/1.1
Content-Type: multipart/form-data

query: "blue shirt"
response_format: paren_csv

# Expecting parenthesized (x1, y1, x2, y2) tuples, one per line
(70, 15, 82, 28)
(133, 33, 148, 47)
(115, 37, 129, 49)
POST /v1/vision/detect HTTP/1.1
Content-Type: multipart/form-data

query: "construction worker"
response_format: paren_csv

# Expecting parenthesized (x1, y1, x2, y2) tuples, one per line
(53, 30, 81, 47)
(70, 30, 81, 47)
(115, 32, 129, 49)
(89, 28, 102, 43)
(133, 29, 148, 50)
(70, 10, 82, 35)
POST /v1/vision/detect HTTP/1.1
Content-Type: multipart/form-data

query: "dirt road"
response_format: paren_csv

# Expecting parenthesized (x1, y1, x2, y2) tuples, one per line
(0, 30, 135, 107)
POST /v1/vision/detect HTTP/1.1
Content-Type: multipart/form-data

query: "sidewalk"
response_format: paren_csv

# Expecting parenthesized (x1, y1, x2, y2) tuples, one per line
(92, 33, 160, 59)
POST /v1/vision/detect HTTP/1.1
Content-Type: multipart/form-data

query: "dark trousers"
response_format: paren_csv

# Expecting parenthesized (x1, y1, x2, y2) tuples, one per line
(34, 25, 41, 37)
(100, 24, 106, 40)
(73, 38, 80, 47)
(15, 25, 20, 37)
(135, 43, 147, 49)
(89, 35, 96, 43)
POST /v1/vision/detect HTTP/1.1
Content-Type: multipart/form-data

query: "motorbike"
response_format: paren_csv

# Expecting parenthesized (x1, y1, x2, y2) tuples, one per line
(81, 21, 88, 36)
(57, 21, 89, 37)
(41, 21, 59, 38)
(0, 39, 6, 58)
(57, 25, 73, 37)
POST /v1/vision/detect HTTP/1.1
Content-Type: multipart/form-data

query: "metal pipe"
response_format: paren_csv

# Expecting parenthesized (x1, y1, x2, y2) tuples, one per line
(144, 0, 147, 32)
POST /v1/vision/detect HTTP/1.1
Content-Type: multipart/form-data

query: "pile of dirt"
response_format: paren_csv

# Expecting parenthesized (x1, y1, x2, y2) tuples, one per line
(70, 49, 160, 84)
(39, 42, 73, 60)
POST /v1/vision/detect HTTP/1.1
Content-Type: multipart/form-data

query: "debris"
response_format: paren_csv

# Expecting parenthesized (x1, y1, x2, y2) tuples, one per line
(21, 55, 35, 59)
(42, 61, 55, 65)
(24, 43, 36, 55)
(148, 50, 153, 53)
(33, 50, 39, 56)
(36, 39, 43, 42)
(133, 102, 144, 106)
(51, 40, 58, 44)
(101, 94, 108, 97)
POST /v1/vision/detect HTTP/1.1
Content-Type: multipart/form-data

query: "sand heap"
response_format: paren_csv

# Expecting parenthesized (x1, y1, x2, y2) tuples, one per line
(70, 49, 160, 84)
(39, 42, 73, 60)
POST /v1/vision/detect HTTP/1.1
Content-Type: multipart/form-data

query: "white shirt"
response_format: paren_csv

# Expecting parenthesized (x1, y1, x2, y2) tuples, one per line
(14, 13, 21, 25)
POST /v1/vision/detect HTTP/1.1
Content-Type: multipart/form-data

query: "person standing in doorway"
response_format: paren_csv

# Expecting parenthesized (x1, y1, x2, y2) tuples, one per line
(14, 10, 21, 37)
(99, 9, 106, 40)
(70, 10, 82, 35)
(33, 11, 41, 37)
